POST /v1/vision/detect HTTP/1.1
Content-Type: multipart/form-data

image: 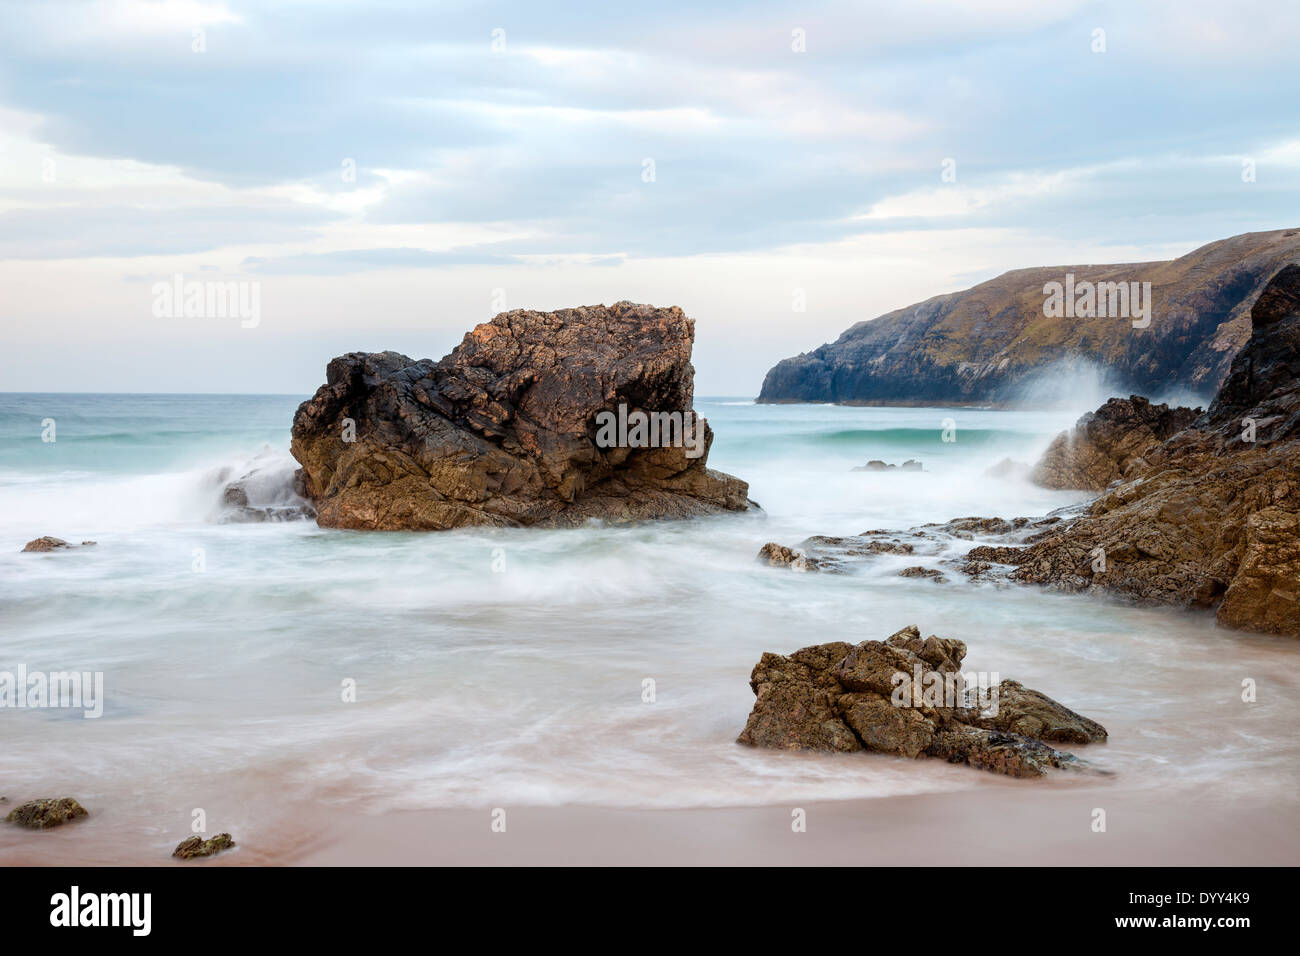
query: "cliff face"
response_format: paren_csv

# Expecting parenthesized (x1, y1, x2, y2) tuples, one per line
(291, 302, 751, 530)
(1014, 265, 1300, 636)
(758, 229, 1300, 405)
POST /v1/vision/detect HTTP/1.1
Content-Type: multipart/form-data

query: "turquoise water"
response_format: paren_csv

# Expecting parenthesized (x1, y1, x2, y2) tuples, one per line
(1, 393, 1297, 862)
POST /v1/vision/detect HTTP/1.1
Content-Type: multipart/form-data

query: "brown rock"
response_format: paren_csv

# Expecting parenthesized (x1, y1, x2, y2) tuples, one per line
(963, 680, 1108, 744)
(735, 643, 861, 752)
(173, 833, 236, 859)
(1016, 265, 1300, 636)
(290, 302, 751, 530)
(21, 537, 95, 553)
(925, 727, 1078, 779)
(1031, 396, 1200, 491)
(757, 542, 820, 572)
(5, 797, 88, 829)
(737, 626, 1106, 778)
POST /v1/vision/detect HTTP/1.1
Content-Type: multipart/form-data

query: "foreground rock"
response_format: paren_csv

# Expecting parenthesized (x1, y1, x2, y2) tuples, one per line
(1031, 396, 1199, 490)
(21, 537, 96, 552)
(759, 228, 1300, 405)
(737, 626, 1106, 778)
(5, 797, 88, 829)
(291, 302, 751, 530)
(1016, 265, 1300, 636)
(173, 833, 236, 859)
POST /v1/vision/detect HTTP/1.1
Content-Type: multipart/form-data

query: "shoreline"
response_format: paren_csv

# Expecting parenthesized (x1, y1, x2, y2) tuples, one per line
(4, 783, 1294, 867)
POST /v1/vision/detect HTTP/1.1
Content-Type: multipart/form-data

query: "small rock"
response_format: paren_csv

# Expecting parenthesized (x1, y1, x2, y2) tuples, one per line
(899, 566, 948, 583)
(757, 541, 820, 572)
(5, 797, 89, 829)
(173, 833, 236, 859)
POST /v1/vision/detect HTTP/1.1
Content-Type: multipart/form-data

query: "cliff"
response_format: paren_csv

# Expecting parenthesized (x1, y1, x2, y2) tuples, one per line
(758, 229, 1300, 405)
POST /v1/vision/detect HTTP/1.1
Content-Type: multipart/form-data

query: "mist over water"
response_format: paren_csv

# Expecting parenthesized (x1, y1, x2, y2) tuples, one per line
(1, 393, 1295, 861)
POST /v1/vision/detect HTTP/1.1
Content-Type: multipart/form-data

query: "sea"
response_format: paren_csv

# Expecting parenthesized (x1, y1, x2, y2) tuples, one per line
(1, 393, 1297, 860)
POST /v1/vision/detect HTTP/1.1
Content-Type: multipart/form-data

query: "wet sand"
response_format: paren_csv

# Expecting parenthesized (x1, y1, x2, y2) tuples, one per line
(4, 777, 1294, 866)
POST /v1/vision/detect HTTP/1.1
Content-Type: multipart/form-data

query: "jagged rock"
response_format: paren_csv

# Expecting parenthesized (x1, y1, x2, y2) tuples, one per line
(757, 542, 820, 572)
(20, 537, 96, 552)
(759, 229, 1300, 405)
(961, 680, 1109, 744)
(173, 833, 236, 859)
(738, 627, 1106, 778)
(5, 797, 88, 829)
(291, 302, 751, 530)
(1015, 265, 1300, 636)
(735, 643, 861, 752)
(885, 625, 968, 674)
(1031, 396, 1200, 490)
(899, 566, 947, 583)
(926, 727, 1078, 779)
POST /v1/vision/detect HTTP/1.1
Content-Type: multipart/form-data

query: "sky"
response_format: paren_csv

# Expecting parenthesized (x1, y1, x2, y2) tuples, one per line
(0, 0, 1297, 395)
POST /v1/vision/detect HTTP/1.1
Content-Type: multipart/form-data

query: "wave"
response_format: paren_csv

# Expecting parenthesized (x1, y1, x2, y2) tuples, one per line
(0, 445, 312, 536)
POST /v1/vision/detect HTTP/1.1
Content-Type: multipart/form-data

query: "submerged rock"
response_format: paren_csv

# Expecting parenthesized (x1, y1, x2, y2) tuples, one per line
(291, 302, 751, 530)
(852, 459, 923, 472)
(21, 537, 96, 553)
(737, 626, 1106, 778)
(5, 797, 89, 829)
(173, 833, 236, 859)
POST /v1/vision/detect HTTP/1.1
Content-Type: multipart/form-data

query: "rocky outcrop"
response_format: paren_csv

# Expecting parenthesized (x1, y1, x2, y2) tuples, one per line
(1013, 265, 1300, 636)
(5, 797, 88, 829)
(737, 626, 1107, 778)
(852, 459, 923, 472)
(291, 302, 751, 530)
(20, 537, 95, 552)
(173, 833, 236, 859)
(759, 229, 1300, 405)
(1031, 396, 1200, 490)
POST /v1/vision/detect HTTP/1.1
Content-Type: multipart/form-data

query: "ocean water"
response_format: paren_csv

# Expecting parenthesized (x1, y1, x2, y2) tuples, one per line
(1, 393, 1297, 859)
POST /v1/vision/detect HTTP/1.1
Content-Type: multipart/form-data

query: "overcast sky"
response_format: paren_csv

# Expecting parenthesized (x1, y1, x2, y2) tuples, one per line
(1, 0, 1296, 394)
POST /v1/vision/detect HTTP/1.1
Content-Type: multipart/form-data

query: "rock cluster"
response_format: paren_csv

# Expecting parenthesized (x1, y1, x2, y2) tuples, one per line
(291, 302, 751, 530)
(1017, 265, 1300, 635)
(737, 626, 1107, 778)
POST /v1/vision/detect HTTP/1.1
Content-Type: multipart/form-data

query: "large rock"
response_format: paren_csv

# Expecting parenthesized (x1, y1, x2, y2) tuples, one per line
(737, 626, 1107, 778)
(1031, 396, 1199, 491)
(291, 302, 751, 530)
(758, 228, 1300, 405)
(1015, 265, 1300, 636)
